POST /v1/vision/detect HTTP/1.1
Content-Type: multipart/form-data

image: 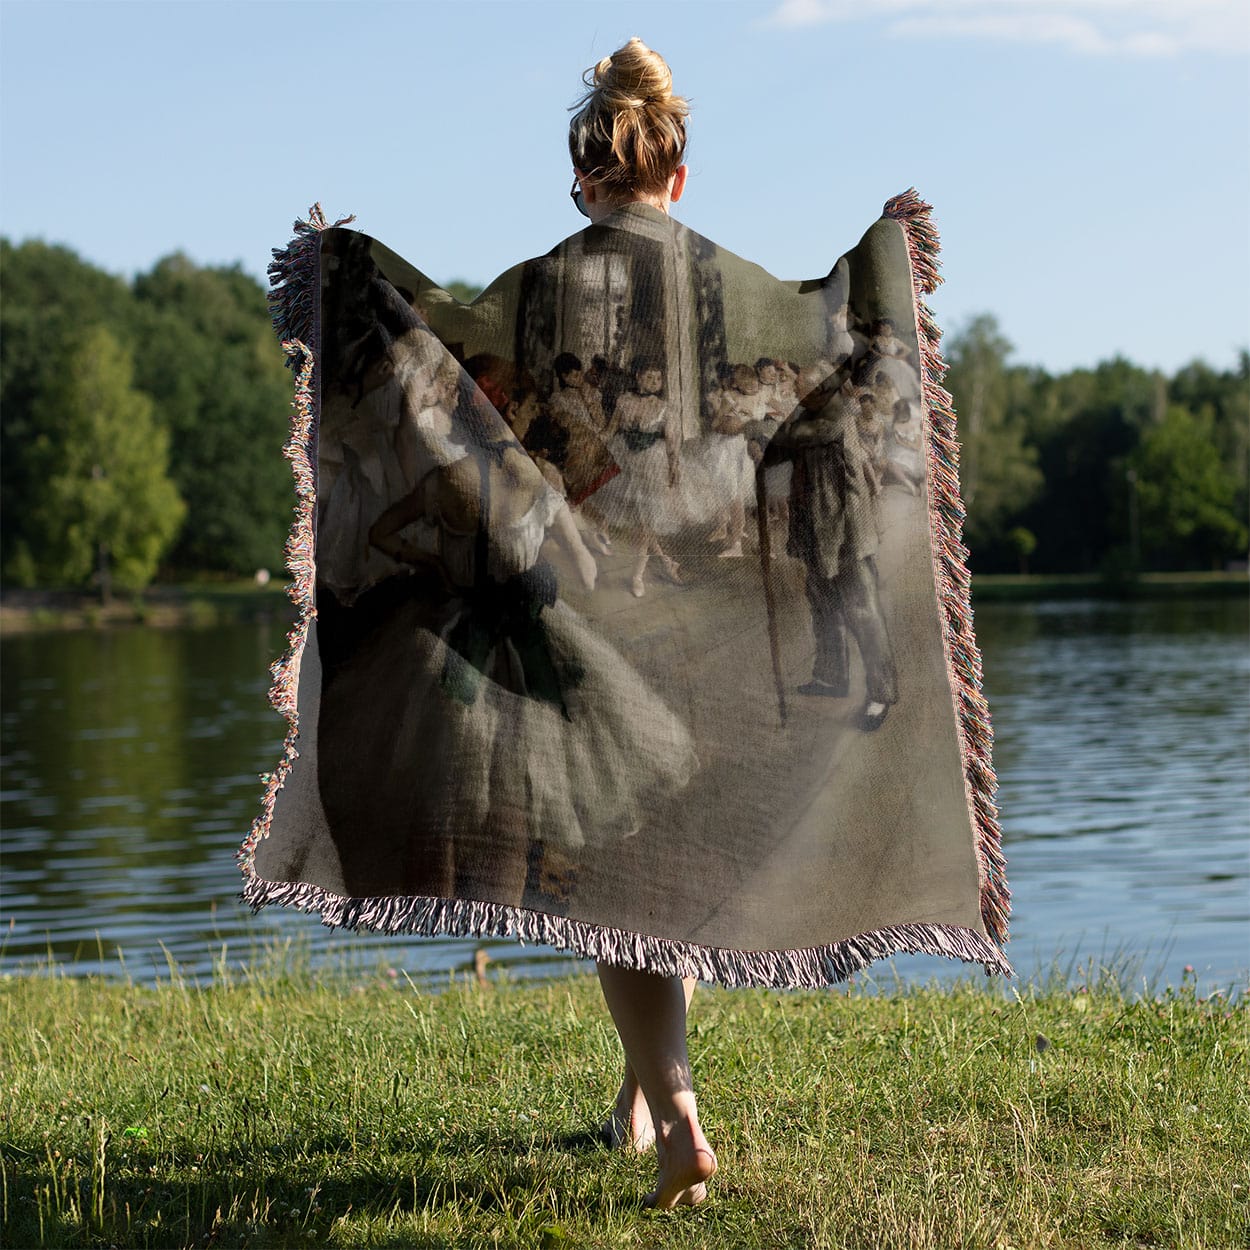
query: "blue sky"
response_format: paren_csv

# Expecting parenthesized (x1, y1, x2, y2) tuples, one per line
(1, 0, 1247, 374)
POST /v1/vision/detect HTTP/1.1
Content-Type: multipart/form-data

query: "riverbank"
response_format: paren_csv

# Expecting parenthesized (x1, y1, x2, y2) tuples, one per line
(0, 582, 293, 634)
(968, 570, 1248, 602)
(2, 969, 1244, 1249)
(1, 570, 1245, 634)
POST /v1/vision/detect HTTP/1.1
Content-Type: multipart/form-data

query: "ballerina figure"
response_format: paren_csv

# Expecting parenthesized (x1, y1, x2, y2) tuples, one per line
(597, 359, 685, 597)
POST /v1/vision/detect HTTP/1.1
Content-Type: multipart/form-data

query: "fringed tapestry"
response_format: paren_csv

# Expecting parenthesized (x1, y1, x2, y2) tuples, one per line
(238, 193, 1011, 987)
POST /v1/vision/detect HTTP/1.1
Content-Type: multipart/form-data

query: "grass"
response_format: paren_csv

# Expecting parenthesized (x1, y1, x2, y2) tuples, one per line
(1, 959, 1246, 1250)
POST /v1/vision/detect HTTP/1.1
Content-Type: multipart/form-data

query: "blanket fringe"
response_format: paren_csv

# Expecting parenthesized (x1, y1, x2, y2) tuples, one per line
(883, 188, 1011, 948)
(240, 871, 1012, 988)
(267, 204, 355, 363)
(237, 206, 344, 880)
(239, 197, 1013, 988)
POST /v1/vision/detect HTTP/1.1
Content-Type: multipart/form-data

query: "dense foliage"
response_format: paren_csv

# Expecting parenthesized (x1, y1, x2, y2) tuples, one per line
(945, 314, 1248, 573)
(21, 326, 184, 594)
(1, 238, 1245, 591)
(1, 240, 292, 589)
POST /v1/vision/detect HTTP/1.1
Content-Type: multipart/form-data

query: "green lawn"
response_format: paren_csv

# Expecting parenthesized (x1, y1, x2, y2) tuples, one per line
(1, 963, 1246, 1249)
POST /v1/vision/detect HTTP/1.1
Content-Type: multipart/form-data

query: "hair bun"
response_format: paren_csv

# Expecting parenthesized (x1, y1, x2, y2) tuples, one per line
(595, 36, 673, 109)
(569, 38, 689, 196)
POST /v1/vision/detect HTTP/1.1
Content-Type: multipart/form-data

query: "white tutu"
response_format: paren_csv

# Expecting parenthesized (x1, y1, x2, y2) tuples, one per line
(666, 434, 756, 529)
(586, 432, 685, 536)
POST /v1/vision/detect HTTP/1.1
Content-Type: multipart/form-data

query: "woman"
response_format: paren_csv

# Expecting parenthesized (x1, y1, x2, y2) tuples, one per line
(595, 357, 685, 597)
(248, 36, 1013, 1217)
(567, 37, 719, 1209)
(703, 362, 767, 557)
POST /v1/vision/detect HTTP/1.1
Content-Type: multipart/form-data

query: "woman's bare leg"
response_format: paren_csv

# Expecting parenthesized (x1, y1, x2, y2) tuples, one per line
(630, 548, 650, 598)
(653, 537, 683, 584)
(602, 977, 696, 1151)
(596, 964, 717, 1208)
(602, 1060, 655, 1152)
(717, 497, 746, 557)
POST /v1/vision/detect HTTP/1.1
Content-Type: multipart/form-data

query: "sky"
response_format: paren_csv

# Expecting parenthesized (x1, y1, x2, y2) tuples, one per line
(1, 0, 1247, 376)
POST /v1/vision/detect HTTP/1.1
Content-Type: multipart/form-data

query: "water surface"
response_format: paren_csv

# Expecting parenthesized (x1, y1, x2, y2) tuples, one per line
(2, 597, 1246, 992)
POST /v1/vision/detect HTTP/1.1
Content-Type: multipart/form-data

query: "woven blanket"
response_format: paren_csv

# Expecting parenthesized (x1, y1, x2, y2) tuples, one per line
(238, 192, 1011, 987)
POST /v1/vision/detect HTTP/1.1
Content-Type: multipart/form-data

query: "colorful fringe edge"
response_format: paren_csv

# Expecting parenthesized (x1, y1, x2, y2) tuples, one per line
(884, 188, 1011, 948)
(237, 200, 1013, 989)
(266, 203, 354, 357)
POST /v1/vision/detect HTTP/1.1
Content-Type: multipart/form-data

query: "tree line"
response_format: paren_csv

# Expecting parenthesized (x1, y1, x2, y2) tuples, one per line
(2, 240, 293, 595)
(945, 315, 1247, 574)
(1, 238, 1245, 594)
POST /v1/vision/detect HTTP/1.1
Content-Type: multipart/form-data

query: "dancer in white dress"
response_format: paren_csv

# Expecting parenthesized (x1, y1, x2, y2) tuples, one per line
(884, 396, 925, 494)
(595, 361, 685, 598)
(705, 364, 769, 557)
(868, 317, 910, 359)
(753, 358, 794, 534)
(548, 352, 615, 554)
(829, 301, 868, 369)
(318, 337, 450, 602)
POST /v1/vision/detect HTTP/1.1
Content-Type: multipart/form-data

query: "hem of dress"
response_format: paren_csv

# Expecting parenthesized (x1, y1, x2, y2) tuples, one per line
(239, 873, 1014, 988)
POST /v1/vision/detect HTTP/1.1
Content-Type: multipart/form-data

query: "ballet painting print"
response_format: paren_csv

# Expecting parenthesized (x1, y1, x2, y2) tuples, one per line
(243, 197, 1011, 986)
(311, 228, 697, 915)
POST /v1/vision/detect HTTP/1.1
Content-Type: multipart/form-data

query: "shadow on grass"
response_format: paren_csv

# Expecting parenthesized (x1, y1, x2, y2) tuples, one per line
(4, 1129, 637, 1250)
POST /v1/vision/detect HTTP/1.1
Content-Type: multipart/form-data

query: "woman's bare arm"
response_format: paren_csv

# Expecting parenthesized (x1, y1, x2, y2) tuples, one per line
(368, 473, 436, 558)
(551, 503, 598, 591)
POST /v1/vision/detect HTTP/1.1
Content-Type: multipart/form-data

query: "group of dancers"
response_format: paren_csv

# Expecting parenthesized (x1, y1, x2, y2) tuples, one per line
(483, 304, 926, 601)
(314, 281, 699, 890)
(317, 274, 923, 732)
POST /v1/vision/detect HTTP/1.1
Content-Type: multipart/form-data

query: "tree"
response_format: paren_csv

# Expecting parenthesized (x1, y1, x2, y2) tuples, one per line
(1007, 526, 1037, 574)
(444, 279, 484, 303)
(25, 327, 185, 596)
(1129, 405, 1246, 570)
(1, 239, 140, 580)
(1169, 353, 1250, 534)
(131, 256, 293, 573)
(943, 315, 1043, 562)
(1020, 357, 1161, 572)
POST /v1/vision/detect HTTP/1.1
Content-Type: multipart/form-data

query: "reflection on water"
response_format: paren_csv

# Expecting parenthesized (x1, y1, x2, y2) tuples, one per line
(967, 596, 1249, 992)
(2, 597, 1246, 991)
(0, 622, 585, 987)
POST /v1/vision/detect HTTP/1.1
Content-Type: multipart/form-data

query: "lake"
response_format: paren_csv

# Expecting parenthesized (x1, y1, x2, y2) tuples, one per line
(2, 596, 1246, 994)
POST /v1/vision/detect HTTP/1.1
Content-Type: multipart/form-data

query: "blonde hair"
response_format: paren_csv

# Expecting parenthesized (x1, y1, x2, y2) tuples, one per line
(568, 37, 688, 198)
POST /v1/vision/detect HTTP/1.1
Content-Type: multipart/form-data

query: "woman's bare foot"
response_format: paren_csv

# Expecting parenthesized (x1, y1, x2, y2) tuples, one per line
(645, 1116, 717, 1209)
(601, 1078, 655, 1151)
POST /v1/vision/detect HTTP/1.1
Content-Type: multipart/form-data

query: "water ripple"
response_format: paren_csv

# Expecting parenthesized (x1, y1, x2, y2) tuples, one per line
(1, 601, 1246, 992)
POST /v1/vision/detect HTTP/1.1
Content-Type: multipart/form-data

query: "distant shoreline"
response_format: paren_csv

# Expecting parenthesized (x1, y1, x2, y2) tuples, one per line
(0, 570, 1245, 635)
(968, 570, 1248, 602)
(0, 582, 294, 635)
